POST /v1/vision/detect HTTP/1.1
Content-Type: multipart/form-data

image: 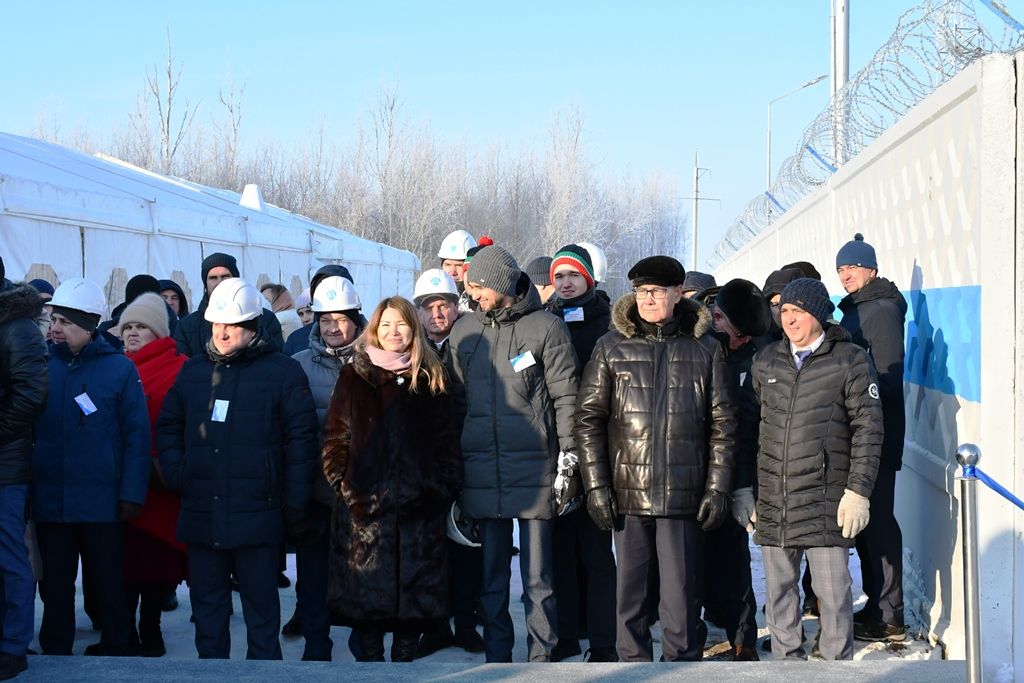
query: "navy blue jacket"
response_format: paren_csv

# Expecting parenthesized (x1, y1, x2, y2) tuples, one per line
(157, 334, 318, 549)
(32, 335, 150, 522)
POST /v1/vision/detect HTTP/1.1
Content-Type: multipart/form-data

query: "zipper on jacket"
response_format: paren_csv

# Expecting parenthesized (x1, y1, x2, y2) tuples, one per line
(652, 334, 667, 514)
(490, 317, 502, 518)
(780, 353, 803, 547)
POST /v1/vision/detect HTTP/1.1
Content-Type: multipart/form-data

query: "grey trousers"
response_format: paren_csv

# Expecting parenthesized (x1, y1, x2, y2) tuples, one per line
(478, 518, 557, 662)
(762, 545, 853, 660)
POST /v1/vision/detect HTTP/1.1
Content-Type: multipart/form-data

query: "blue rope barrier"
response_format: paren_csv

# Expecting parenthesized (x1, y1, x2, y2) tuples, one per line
(974, 467, 1024, 511)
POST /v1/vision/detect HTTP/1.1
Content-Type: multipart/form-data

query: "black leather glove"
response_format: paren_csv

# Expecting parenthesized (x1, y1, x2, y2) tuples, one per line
(697, 489, 728, 531)
(586, 487, 618, 531)
(284, 505, 325, 547)
(117, 501, 143, 522)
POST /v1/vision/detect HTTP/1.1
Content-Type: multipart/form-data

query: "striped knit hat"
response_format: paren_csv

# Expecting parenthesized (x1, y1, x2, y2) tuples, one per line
(549, 244, 595, 289)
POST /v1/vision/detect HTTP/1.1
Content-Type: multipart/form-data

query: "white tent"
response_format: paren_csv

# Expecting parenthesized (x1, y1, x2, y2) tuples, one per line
(0, 132, 418, 316)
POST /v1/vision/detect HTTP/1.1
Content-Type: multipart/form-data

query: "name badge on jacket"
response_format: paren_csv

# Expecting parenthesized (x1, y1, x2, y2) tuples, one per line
(211, 399, 230, 423)
(563, 307, 585, 323)
(511, 351, 537, 373)
(74, 392, 98, 416)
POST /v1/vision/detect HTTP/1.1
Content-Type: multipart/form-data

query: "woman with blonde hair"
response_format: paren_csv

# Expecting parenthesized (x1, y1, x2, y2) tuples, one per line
(322, 296, 460, 662)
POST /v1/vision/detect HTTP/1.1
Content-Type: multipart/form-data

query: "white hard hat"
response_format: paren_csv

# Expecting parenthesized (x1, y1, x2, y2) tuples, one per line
(413, 269, 459, 306)
(437, 229, 477, 260)
(204, 278, 262, 324)
(577, 241, 608, 284)
(311, 276, 361, 313)
(446, 501, 481, 548)
(50, 278, 106, 318)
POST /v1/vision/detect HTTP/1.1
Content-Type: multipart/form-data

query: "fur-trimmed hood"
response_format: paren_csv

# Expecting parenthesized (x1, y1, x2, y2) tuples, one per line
(0, 281, 43, 328)
(611, 292, 713, 340)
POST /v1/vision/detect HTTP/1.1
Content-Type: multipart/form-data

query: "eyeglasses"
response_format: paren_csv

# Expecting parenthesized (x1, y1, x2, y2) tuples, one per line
(632, 287, 669, 300)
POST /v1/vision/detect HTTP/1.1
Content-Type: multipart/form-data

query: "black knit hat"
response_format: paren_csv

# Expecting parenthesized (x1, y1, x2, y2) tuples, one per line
(628, 256, 686, 287)
(762, 267, 804, 299)
(50, 305, 101, 333)
(524, 256, 553, 286)
(466, 245, 520, 297)
(201, 252, 240, 282)
(715, 279, 771, 337)
(124, 274, 161, 304)
(779, 278, 834, 326)
(781, 261, 822, 281)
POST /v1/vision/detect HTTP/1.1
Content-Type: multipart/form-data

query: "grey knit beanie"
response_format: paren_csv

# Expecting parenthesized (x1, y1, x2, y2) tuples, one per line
(467, 246, 520, 297)
(524, 256, 553, 287)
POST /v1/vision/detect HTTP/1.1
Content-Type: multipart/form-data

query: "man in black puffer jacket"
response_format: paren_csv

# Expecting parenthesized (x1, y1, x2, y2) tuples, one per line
(0, 258, 48, 679)
(173, 253, 283, 357)
(575, 256, 737, 663)
(835, 233, 908, 643)
(752, 278, 882, 661)
(158, 278, 317, 660)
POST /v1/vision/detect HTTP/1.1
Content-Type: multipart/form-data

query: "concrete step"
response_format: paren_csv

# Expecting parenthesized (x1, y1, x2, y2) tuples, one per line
(17, 656, 966, 682)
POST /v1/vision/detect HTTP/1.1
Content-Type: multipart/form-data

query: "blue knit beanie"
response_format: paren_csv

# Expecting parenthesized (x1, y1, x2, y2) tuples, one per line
(835, 233, 878, 270)
(779, 278, 834, 326)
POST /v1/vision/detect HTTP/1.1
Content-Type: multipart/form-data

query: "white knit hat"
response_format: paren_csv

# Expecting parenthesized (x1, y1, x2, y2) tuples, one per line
(117, 292, 170, 339)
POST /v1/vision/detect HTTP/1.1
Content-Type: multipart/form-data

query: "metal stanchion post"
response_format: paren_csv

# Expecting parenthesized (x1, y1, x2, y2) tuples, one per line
(956, 443, 982, 683)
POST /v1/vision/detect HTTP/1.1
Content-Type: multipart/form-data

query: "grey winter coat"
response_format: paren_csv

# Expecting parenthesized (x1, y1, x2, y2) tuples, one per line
(448, 273, 579, 519)
(293, 324, 359, 508)
(751, 324, 883, 548)
(574, 294, 738, 517)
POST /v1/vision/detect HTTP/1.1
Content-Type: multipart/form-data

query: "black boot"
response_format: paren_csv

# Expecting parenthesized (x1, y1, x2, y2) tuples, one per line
(281, 608, 302, 637)
(355, 626, 385, 662)
(391, 629, 420, 663)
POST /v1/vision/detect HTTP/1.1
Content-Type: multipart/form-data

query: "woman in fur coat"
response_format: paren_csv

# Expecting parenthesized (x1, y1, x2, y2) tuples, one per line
(322, 296, 461, 662)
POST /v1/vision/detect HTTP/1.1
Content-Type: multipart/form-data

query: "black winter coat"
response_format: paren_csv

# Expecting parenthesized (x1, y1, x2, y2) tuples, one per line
(575, 294, 738, 517)
(157, 333, 318, 549)
(751, 324, 883, 548)
(172, 298, 284, 358)
(321, 351, 461, 623)
(0, 282, 47, 485)
(722, 335, 766, 491)
(838, 277, 907, 471)
(547, 288, 612, 369)
(448, 274, 579, 520)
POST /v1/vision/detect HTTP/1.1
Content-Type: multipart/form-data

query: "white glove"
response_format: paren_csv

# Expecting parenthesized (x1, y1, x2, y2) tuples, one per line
(730, 487, 756, 532)
(837, 488, 871, 538)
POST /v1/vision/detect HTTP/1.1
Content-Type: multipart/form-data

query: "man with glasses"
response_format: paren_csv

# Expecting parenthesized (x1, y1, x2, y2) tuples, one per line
(575, 255, 737, 662)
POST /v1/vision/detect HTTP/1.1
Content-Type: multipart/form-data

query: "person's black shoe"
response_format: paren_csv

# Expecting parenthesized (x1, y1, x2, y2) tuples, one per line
(761, 636, 772, 652)
(810, 632, 821, 658)
(802, 597, 819, 618)
(415, 624, 455, 658)
(853, 607, 877, 625)
(84, 642, 135, 657)
(139, 631, 166, 658)
(281, 610, 302, 637)
(854, 620, 906, 642)
(511, 546, 520, 556)
(550, 639, 581, 662)
(452, 627, 486, 653)
(0, 653, 27, 680)
(161, 588, 178, 612)
(277, 572, 291, 589)
(391, 633, 420, 663)
(585, 646, 618, 662)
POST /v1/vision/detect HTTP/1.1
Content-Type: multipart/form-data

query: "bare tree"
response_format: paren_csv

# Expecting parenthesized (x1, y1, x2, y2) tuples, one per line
(146, 28, 200, 174)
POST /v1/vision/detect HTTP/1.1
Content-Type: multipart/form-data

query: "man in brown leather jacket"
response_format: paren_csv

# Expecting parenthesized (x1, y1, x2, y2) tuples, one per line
(574, 255, 738, 662)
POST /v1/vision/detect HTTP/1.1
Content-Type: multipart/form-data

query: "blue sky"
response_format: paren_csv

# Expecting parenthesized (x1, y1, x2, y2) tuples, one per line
(0, 1, 988, 266)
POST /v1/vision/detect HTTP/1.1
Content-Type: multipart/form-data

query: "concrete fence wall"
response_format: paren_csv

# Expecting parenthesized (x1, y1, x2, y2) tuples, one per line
(714, 53, 1021, 682)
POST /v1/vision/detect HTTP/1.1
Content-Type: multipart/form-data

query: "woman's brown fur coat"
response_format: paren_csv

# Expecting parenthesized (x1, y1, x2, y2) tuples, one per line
(322, 350, 461, 623)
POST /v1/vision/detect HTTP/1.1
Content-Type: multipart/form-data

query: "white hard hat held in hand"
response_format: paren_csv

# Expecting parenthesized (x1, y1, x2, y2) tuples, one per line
(311, 275, 361, 313)
(204, 278, 263, 324)
(437, 230, 477, 260)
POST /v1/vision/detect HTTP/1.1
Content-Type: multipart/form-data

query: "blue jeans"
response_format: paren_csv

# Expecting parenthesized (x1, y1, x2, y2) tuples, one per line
(0, 485, 34, 655)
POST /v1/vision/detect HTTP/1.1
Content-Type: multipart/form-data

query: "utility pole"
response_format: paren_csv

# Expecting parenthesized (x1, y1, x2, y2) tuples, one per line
(831, 0, 850, 166)
(686, 152, 718, 271)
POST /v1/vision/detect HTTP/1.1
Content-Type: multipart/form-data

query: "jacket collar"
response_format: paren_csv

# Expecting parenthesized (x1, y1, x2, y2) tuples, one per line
(611, 293, 712, 340)
(478, 273, 542, 326)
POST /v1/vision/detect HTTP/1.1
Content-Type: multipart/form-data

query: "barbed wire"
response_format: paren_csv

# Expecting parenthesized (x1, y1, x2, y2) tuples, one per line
(709, 0, 1024, 268)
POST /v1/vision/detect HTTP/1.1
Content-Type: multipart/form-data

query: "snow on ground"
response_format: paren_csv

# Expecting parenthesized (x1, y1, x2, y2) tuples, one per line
(39, 524, 937, 663)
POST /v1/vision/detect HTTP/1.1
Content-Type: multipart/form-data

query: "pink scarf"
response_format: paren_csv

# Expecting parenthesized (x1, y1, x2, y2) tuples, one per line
(365, 344, 412, 373)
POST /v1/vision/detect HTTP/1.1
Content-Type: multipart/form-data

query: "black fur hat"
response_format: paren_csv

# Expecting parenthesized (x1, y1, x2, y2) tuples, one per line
(628, 256, 686, 287)
(716, 279, 771, 337)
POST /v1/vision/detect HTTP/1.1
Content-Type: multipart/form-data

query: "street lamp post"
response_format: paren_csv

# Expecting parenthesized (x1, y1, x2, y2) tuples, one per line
(766, 74, 828, 191)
